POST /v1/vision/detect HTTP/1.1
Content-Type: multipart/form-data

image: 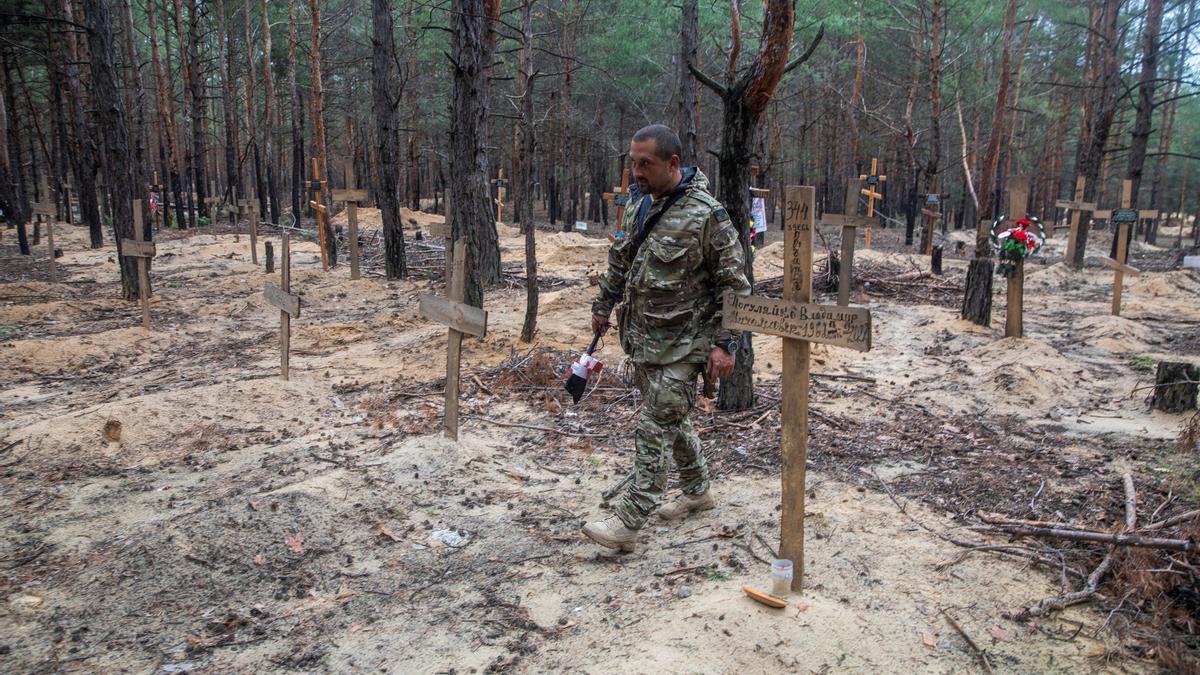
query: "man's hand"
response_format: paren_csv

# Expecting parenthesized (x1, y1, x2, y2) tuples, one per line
(592, 313, 611, 336)
(706, 347, 735, 380)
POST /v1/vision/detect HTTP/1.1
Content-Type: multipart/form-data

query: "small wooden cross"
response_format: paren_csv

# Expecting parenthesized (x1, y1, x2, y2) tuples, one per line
(724, 186, 873, 592)
(493, 168, 508, 224)
(203, 196, 222, 227)
(332, 158, 369, 280)
(31, 176, 58, 283)
(310, 158, 330, 271)
(1055, 176, 1096, 265)
(858, 158, 886, 249)
(264, 232, 301, 379)
(122, 199, 157, 331)
(602, 168, 633, 231)
(150, 174, 165, 231)
(1003, 176, 1032, 338)
(418, 239, 488, 441)
(1100, 180, 1141, 316)
(821, 179, 873, 306)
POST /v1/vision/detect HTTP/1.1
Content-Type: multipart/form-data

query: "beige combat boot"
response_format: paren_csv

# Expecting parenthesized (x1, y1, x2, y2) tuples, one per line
(581, 515, 638, 552)
(657, 491, 715, 521)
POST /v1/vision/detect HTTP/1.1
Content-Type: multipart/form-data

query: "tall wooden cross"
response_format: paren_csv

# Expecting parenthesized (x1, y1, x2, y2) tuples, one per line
(310, 158, 330, 271)
(493, 169, 509, 224)
(1056, 176, 1096, 265)
(264, 232, 301, 379)
(821, 178, 873, 306)
(858, 158, 886, 249)
(1100, 180, 1141, 317)
(122, 200, 157, 331)
(418, 239, 488, 440)
(603, 168, 632, 232)
(332, 158, 369, 280)
(723, 185, 873, 592)
(1003, 176, 1032, 338)
(31, 176, 58, 283)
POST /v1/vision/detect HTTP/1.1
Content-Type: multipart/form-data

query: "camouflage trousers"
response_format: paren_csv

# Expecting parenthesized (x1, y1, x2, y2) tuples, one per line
(614, 361, 710, 530)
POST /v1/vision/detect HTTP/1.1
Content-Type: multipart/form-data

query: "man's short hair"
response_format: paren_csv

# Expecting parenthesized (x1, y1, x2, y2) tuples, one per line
(632, 124, 682, 161)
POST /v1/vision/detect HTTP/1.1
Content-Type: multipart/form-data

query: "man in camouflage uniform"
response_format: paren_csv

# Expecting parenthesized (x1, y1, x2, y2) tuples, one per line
(582, 125, 750, 552)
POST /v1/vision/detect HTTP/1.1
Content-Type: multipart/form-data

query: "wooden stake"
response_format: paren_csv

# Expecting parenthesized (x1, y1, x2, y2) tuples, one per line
(1004, 176, 1031, 339)
(348, 204, 360, 280)
(32, 177, 57, 282)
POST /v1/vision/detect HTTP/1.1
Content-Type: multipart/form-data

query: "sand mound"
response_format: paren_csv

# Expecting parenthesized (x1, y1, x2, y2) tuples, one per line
(936, 338, 1079, 414)
(1130, 269, 1200, 297)
(1074, 314, 1154, 354)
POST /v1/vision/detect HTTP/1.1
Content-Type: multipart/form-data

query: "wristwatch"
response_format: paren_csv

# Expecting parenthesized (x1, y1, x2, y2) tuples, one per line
(715, 338, 738, 355)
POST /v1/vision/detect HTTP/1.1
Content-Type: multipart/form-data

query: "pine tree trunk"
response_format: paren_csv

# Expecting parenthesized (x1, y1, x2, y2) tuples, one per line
(449, 0, 502, 308)
(1126, 0, 1164, 217)
(215, 0, 239, 203)
(0, 52, 32, 256)
(676, 0, 699, 165)
(1070, 0, 1121, 267)
(83, 0, 140, 300)
(961, 0, 1017, 326)
(288, 0, 303, 218)
(372, 0, 407, 278)
(260, 0, 279, 225)
(517, 0, 537, 343)
(60, 0, 104, 246)
(310, 0, 337, 265)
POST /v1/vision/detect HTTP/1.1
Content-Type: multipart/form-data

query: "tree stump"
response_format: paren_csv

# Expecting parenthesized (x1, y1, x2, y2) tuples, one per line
(931, 245, 943, 276)
(265, 241, 275, 274)
(1150, 362, 1199, 412)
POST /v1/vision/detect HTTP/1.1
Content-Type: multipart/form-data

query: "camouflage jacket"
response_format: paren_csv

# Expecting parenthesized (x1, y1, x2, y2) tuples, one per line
(592, 168, 751, 365)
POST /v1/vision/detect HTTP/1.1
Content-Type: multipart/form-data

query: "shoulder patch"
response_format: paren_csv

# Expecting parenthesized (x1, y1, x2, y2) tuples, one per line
(713, 207, 730, 223)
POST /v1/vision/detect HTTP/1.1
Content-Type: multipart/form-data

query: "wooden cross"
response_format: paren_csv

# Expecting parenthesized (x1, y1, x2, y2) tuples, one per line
(857, 158, 886, 249)
(310, 158, 330, 271)
(121, 199, 157, 331)
(264, 232, 301, 379)
(332, 158, 369, 280)
(1100, 180, 1141, 317)
(493, 168, 508, 224)
(1003, 176, 1032, 338)
(418, 239, 488, 440)
(821, 179, 873, 306)
(204, 196, 222, 227)
(1055, 176, 1096, 265)
(723, 185, 873, 592)
(31, 177, 58, 283)
(602, 168, 632, 231)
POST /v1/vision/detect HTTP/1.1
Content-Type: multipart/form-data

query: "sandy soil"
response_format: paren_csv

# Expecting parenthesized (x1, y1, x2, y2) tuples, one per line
(1, 209, 1197, 673)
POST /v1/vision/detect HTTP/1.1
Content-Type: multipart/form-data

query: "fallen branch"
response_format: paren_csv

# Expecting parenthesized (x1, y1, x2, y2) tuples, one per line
(1009, 474, 1137, 621)
(973, 525, 1192, 552)
(940, 608, 993, 674)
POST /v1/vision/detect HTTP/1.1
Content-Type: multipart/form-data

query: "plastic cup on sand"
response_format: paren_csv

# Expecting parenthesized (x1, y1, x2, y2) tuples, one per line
(770, 559, 793, 597)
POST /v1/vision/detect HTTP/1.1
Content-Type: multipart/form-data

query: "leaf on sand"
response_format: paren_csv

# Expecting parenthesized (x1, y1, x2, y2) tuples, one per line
(921, 631, 938, 649)
(372, 523, 402, 542)
(253, 553, 266, 566)
(285, 531, 305, 554)
(988, 625, 1013, 643)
